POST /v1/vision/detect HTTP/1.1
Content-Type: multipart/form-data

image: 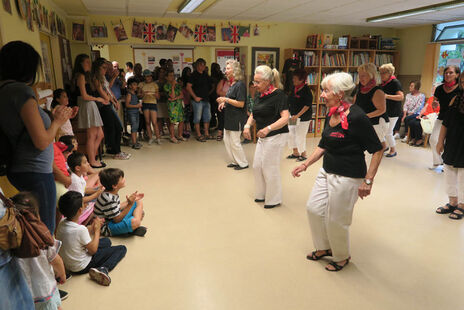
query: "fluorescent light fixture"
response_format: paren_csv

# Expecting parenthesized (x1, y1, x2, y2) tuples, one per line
(367, 1, 464, 23)
(178, 0, 206, 13)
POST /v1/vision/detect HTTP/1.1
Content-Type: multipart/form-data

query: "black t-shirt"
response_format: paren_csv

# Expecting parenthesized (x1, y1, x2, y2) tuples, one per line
(282, 58, 303, 93)
(355, 85, 389, 125)
(252, 89, 289, 137)
(224, 81, 247, 131)
(288, 85, 313, 121)
(442, 94, 464, 168)
(188, 70, 212, 101)
(381, 79, 403, 117)
(434, 84, 460, 120)
(318, 104, 382, 178)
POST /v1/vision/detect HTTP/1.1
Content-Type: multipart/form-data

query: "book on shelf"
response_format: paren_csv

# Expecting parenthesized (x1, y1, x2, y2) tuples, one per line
(322, 34, 333, 48)
(308, 120, 315, 133)
(351, 52, 370, 66)
(375, 54, 394, 66)
(311, 105, 317, 118)
(318, 105, 327, 117)
(306, 72, 319, 85)
(321, 70, 343, 82)
(303, 51, 318, 66)
(349, 72, 359, 83)
(322, 52, 346, 66)
(316, 119, 325, 134)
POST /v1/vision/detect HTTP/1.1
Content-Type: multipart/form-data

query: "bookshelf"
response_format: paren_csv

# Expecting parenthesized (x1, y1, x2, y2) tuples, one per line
(284, 47, 400, 137)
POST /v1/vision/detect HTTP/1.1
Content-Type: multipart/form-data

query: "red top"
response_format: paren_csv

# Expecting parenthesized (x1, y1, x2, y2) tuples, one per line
(424, 97, 440, 115)
(53, 143, 69, 177)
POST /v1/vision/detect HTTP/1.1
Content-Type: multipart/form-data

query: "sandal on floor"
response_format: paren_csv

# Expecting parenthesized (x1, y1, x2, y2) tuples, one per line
(216, 135, 223, 141)
(436, 203, 457, 214)
(325, 258, 350, 272)
(287, 154, 299, 159)
(449, 207, 464, 220)
(205, 135, 215, 140)
(196, 136, 206, 142)
(306, 249, 332, 261)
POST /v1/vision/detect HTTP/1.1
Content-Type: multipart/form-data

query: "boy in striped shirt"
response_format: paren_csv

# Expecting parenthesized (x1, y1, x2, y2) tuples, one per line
(95, 168, 147, 237)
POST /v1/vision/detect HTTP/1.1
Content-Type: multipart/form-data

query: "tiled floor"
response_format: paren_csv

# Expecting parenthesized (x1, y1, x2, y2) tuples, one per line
(59, 137, 462, 310)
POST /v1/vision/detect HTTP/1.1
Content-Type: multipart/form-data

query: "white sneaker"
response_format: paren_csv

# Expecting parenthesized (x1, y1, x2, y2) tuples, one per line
(148, 138, 155, 145)
(155, 138, 161, 145)
(393, 133, 400, 139)
(401, 136, 408, 143)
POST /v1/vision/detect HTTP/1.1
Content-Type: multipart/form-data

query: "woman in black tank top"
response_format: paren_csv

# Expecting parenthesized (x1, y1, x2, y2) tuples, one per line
(354, 63, 388, 152)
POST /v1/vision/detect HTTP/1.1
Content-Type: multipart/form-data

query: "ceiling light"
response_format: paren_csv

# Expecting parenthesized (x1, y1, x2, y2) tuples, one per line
(367, 1, 464, 23)
(178, 0, 206, 13)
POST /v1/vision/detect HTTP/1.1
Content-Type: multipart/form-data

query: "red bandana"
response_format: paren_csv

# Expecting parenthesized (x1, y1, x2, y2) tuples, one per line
(260, 85, 276, 98)
(444, 80, 457, 88)
(294, 83, 305, 98)
(361, 79, 377, 93)
(328, 101, 350, 130)
(381, 75, 396, 87)
(229, 77, 235, 84)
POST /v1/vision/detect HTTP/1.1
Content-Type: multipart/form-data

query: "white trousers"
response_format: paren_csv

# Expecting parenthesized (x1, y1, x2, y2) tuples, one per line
(253, 133, 287, 205)
(444, 165, 464, 204)
(385, 116, 398, 148)
(429, 119, 443, 166)
(373, 118, 388, 143)
(306, 168, 362, 262)
(287, 120, 311, 154)
(224, 129, 248, 168)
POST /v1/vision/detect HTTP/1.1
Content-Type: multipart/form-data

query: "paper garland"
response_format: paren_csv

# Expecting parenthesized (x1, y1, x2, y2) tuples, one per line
(143, 23, 156, 43)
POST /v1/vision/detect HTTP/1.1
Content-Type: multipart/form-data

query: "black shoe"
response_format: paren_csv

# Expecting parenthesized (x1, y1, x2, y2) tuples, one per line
(241, 139, 252, 144)
(264, 203, 281, 209)
(254, 199, 265, 203)
(234, 165, 249, 170)
(89, 267, 111, 286)
(286, 154, 299, 159)
(227, 163, 238, 168)
(59, 289, 69, 301)
(130, 226, 147, 237)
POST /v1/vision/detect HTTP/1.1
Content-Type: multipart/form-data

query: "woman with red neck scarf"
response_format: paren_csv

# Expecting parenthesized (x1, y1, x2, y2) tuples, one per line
(379, 63, 404, 157)
(243, 65, 289, 209)
(292, 72, 383, 272)
(286, 69, 313, 161)
(354, 63, 388, 152)
(430, 65, 460, 172)
(217, 60, 249, 170)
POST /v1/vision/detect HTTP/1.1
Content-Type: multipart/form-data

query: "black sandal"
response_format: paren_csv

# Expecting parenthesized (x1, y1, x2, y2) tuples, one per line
(306, 249, 332, 261)
(449, 207, 464, 220)
(436, 203, 457, 214)
(287, 154, 299, 159)
(325, 258, 350, 272)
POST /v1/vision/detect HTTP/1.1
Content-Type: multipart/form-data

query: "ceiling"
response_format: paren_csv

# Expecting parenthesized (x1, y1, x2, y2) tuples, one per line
(53, 0, 464, 28)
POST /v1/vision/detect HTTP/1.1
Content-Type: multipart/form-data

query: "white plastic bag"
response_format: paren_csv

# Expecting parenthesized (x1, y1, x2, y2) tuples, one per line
(420, 113, 438, 134)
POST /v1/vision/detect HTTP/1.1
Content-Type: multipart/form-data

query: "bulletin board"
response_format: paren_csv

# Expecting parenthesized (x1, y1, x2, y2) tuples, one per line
(133, 48, 194, 76)
(215, 49, 235, 73)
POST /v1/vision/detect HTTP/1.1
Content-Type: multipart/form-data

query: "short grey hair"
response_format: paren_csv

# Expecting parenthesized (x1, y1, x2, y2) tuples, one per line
(255, 65, 283, 89)
(321, 72, 355, 101)
(225, 59, 243, 81)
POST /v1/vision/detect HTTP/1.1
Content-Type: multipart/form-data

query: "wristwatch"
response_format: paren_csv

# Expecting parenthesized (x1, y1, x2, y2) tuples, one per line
(267, 125, 272, 131)
(364, 178, 373, 185)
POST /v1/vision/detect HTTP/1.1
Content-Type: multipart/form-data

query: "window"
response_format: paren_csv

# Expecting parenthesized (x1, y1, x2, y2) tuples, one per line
(434, 21, 464, 42)
(435, 43, 464, 84)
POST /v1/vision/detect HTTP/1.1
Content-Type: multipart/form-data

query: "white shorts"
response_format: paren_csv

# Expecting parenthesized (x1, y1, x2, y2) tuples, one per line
(373, 118, 389, 143)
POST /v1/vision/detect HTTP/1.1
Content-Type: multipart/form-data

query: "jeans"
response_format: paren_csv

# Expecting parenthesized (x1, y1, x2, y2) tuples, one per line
(8, 172, 56, 234)
(192, 100, 211, 124)
(126, 109, 140, 134)
(99, 105, 123, 154)
(0, 258, 34, 310)
(76, 238, 127, 273)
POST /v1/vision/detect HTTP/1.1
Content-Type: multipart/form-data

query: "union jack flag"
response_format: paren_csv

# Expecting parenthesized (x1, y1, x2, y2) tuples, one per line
(194, 25, 207, 43)
(143, 23, 156, 43)
(230, 25, 240, 44)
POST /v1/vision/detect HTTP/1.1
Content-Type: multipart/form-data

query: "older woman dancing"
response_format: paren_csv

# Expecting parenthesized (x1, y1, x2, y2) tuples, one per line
(243, 65, 289, 209)
(292, 72, 383, 271)
(217, 59, 249, 170)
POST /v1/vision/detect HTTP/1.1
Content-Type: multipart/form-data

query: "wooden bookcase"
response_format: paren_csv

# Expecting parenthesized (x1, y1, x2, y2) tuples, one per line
(284, 47, 400, 137)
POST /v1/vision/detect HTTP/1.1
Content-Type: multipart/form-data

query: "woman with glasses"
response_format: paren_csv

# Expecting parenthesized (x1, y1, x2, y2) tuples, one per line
(243, 65, 289, 209)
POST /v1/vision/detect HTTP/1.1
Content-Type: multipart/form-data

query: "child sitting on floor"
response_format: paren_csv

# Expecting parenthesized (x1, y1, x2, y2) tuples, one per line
(14, 192, 67, 310)
(95, 168, 146, 237)
(56, 191, 127, 286)
(67, 152, 102, 224)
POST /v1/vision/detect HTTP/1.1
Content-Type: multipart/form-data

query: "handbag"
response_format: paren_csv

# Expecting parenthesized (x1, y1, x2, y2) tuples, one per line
(0, 192, 22, 251)
(0, 191, 54, 258)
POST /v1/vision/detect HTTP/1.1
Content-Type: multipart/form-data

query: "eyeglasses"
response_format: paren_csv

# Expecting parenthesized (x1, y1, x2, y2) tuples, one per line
(252, 80, 264, 85)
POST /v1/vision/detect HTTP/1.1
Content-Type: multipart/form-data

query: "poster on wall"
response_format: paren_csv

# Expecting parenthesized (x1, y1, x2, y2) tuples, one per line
(2, 0, 12, 14)
(91, 25, 108, 38)
(194, 25, 207, 43)
(216, 50, 235, 73)
(132, 19, 143, 38)
(229, 25, 240, 43)
(134, 48, 194, 77)
(179, 24, 193, 39)
(167, 25, 178, 42)
(113, 21, 128, 41)
(221, 27, 231, 41)
(40, 40, 53, 84)
(156, 25, 167, 40)
(72, 22, 84, 41)
(206, 26, 216, 42)
(143, 23, 156, 43)
(251, 47, 280, 73)
(238, 25, 250, 37)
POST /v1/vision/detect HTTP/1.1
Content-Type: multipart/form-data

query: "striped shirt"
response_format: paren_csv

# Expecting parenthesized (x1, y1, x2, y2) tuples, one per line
(94, 192, 121, 220)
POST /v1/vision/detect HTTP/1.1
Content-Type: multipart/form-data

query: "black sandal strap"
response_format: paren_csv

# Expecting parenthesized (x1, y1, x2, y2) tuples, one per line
(325, 259, 350, 272)
(449, 207, 464, 220)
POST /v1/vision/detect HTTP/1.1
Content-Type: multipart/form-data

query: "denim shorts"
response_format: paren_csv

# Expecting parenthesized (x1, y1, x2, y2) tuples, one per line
(126, 109, 140, 133)
(192, 100, 211, 124)
(107, 202, 137, 236)
(142, 103, 158, 111)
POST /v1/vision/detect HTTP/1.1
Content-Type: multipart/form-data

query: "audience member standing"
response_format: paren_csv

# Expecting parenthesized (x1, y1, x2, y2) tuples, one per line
(217, 60, 248, 170)
(379, 63, 403, 157)
(286, 68, 313, 161)
(243, 65, 289, 209)
(0, 41, 72, 233)
(211, 63, 227, 140)
(139, 69, 161, 144)
(187, 58, 213, 142)
(125, 62, 134, 82)
(436, 72, 464, 219)
(292, 72, 383, 272)
(355, 63, 388, 152)
(430, 65, 460, 171)
(165, 70, 185, 143)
